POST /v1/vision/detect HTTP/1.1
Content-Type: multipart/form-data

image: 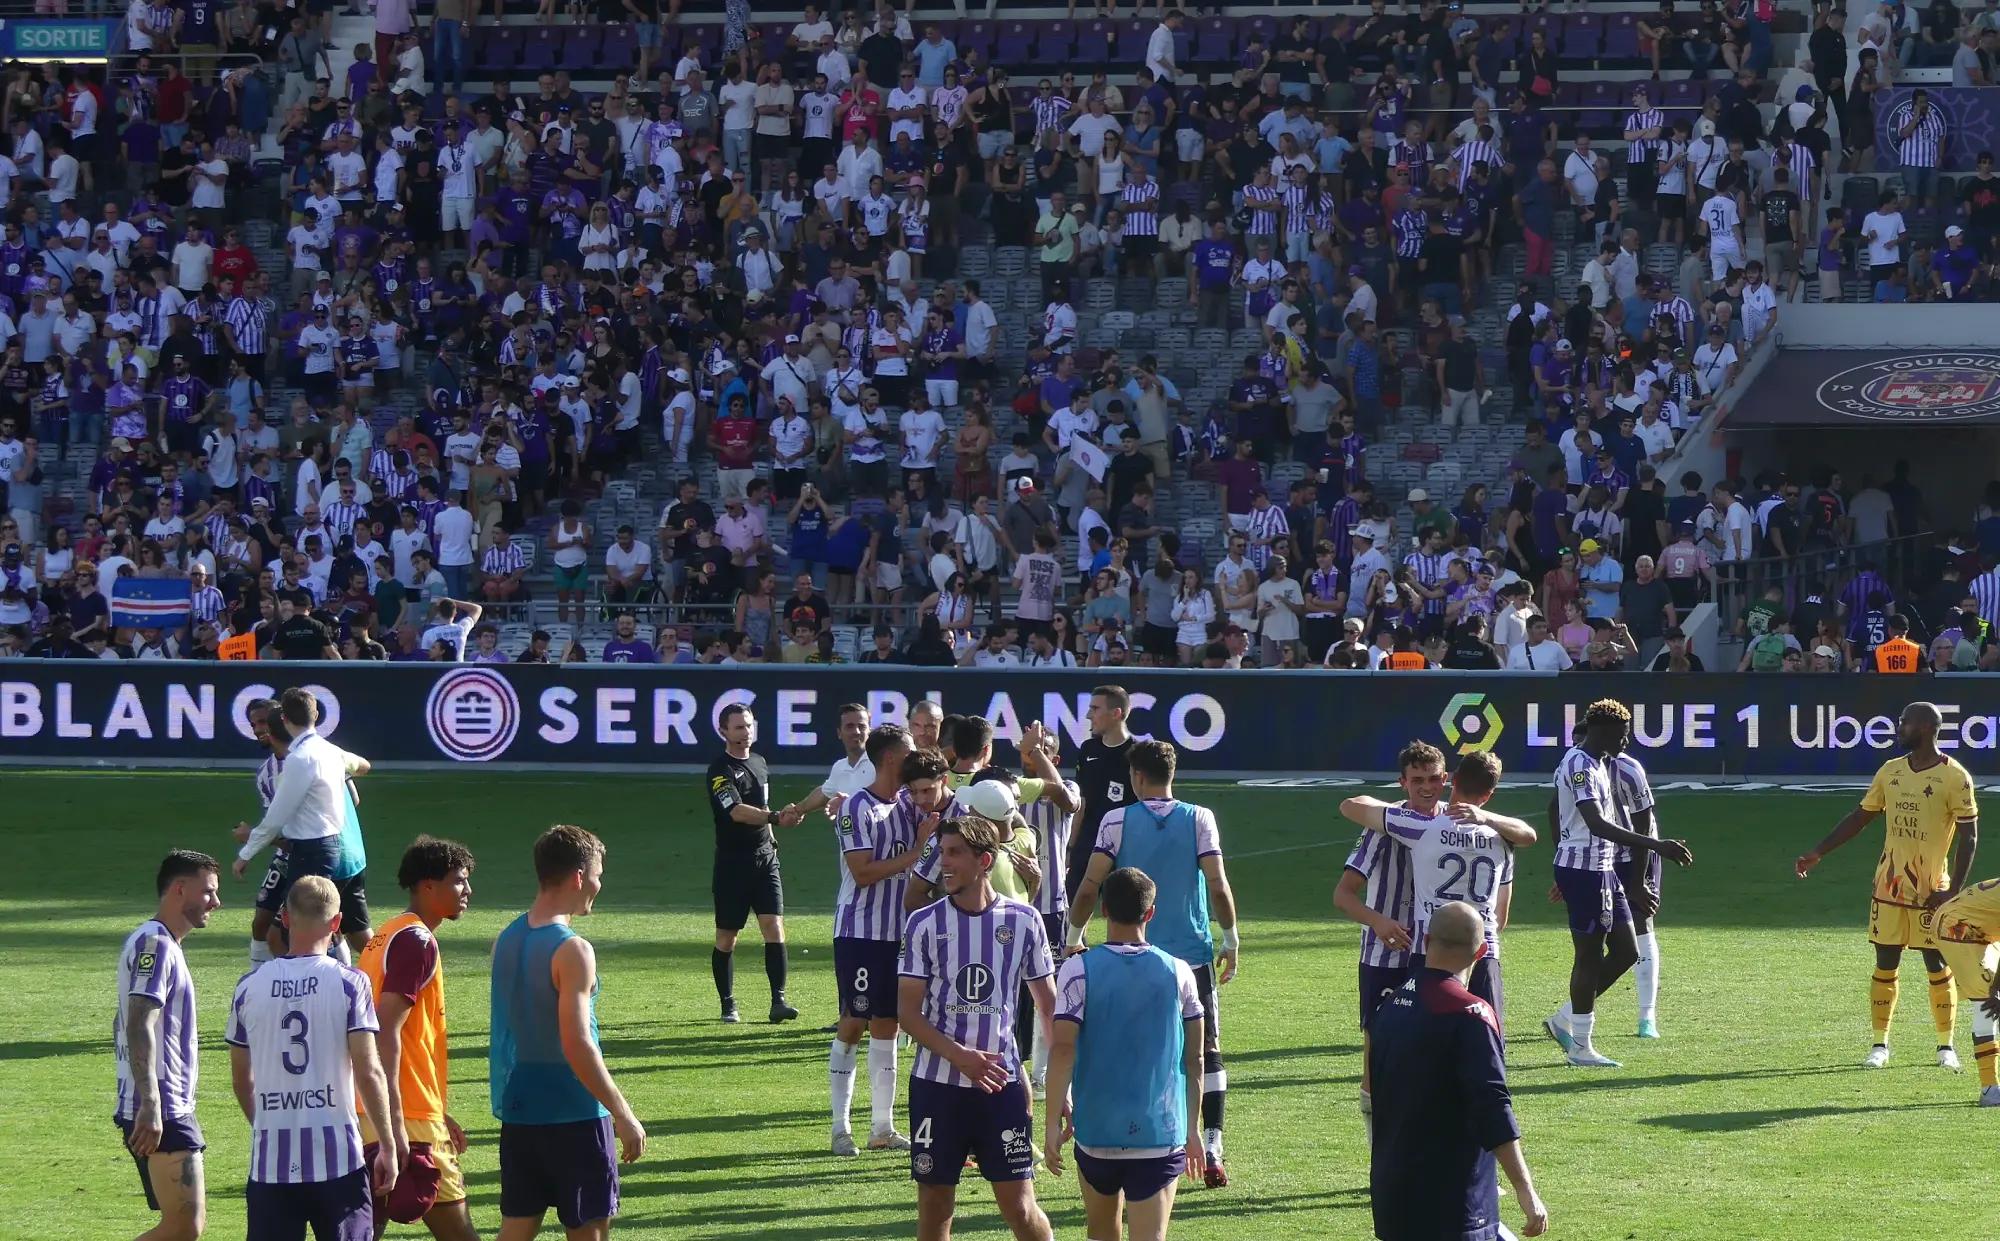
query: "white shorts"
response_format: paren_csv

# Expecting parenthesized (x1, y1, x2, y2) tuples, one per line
(1176, 128, 1205, 162)
(925, 378, 960, 408)
(1710, 243, 1743, 282)
(1228, 512, 1252, 533)
(441, 196, 475, 232)
(872, 560, 902, 593)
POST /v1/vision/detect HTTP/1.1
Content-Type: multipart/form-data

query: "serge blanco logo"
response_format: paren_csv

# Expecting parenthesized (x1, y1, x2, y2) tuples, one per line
(425, 668, 521, 762)
(1816, 353, 2000, 422)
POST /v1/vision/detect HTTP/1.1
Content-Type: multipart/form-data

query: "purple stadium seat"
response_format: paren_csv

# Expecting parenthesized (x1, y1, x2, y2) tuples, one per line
(694, 23, 725, 62)
(1167, 179, 1201, 207)
(958, 19, 995, 62)
(1245, 14, 1279, 51)
(1194, 16, 1233, 63)
(1659, 78, 1702, 115)
(758, 26, 787, 64)
(563, 26, 603, 69)
(522, 26, 560, 71)
(1577, 80, 1619, 129)
(472, 27, 522, 75)
(1603, 12, 1642, 60)
(996, 19, 1035, 64)
(599, 23, 635, 70)
(1560, 14, 1602, 60)
(1075, 18, 1113, 63)
(1526, 11, 1560, 45)
(1176, 538, 1206, 571)
(1552, 81, 1584, 113)
(1037, 20, 1074, 62)
(1113, 18, 1148, 59)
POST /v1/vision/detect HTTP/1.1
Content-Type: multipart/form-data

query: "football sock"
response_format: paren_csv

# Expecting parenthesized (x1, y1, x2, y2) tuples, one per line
(1928, 968, 1958, 1046)
(1572, 1011, 1596, 1050)
(829, 1038, 858, 1137)
(712, 949, 734, 1003)
(1030, 1021, 1050, 1084)
(868, 1037, 899, 1135)
(1554, 1000, 1575, 1031)
(765, 942, 790, 999)
(1201, 1062, 1226, 1136)
(1974, 1011, 1999, 1089)
(1633, 932, 1659, 1022)
(1871, 969, 1900, 1042)
(248, 939, 272, 966)
(1204, 1126, 1224, 1160)
(1359, 1087, 1373, 1144)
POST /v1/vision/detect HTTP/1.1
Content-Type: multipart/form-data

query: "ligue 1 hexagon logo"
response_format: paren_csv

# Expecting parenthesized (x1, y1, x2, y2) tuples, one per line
(1438, 692, 1504, 755)
(426, 668, 521, 762)
(1816, 353, 2000, 423)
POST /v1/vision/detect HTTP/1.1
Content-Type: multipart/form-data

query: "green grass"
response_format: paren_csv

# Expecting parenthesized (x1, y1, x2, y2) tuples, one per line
(2, 771, 1993, 1240)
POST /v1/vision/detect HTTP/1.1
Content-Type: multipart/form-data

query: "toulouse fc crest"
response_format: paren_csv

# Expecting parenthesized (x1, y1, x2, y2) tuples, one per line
(1815, 353, 2000, 422)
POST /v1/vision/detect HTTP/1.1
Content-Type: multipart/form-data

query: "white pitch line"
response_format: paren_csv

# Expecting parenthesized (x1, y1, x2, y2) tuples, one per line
(1234, 840, 1340, 859)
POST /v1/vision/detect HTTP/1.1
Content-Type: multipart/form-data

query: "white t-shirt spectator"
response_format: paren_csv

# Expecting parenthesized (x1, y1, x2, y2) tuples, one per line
(605, 538, 651, 583)
(899, 407, 945, 469)
(1717, 498, 1754, 562)
(720, 80, 757, 133)
(434, 504, 475, 567)
(1506, 637, 1573, 669)
(191, 158, 229, 210)
(1067, 111, 1121, 160)
(1862, 208, 1906, 267)
(1257, 576, 1304, 642)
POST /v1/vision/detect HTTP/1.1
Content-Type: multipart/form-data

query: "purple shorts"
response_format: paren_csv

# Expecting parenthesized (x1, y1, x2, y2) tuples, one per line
(115, 1113, 205, 1211)
(245, 1167, 372, 1241)
(1553, 864, 1632, 935)
(908, 1076, 1035, 1186)
(833, 937, 901, 1021)
(1358, 961, 1411, 1028)
(1075, 1148, 1186, 1202)
(499, 1116, 619, 1228)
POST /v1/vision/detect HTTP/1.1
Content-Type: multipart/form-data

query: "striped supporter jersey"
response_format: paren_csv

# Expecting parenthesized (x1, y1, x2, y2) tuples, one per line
(900, 894, 1053, 1086)
(1553, 744, 1618, 871)
(226, 954, 380, 1184)
(114, 919, 200, 1121)
(1026, 780, 1080, 917)
(834, 787, 912, 942)
(1345, 821, 1414, 968)
(1611, 753, 1657, 864)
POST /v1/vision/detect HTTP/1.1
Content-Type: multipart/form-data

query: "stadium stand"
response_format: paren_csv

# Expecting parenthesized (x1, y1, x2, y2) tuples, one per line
(0, 0, 1987, 674)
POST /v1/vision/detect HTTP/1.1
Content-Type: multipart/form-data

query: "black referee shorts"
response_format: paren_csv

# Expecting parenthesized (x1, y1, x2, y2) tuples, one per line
(713, 850, 784, 931)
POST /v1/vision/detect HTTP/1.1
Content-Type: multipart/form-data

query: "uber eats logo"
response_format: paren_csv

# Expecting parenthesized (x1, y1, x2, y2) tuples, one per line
(1439, 693, 1504, 755)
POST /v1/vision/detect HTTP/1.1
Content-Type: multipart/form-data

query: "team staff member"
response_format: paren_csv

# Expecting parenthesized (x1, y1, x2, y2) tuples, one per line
(1044, 867, 1206, 1241)
(359, 836, 479, 1241)
(490, 826, 646, 1237)
(1066, 685, 1139, 905)
(1798, 701, 1978, 1069)
(708, 704, 802, 1025)
(232, 688, 371, 959)
(1370, 901, 1548, 1240)
(1872, 614, 1923, 673)
(115, 850, 222, 1241)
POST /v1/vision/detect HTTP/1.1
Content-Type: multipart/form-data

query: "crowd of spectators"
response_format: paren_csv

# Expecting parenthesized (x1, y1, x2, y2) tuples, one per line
(0, 0, 1983, 670)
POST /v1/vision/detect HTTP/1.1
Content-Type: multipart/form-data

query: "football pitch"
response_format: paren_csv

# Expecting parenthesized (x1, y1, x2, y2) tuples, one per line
(3, 770, 1991, 1241)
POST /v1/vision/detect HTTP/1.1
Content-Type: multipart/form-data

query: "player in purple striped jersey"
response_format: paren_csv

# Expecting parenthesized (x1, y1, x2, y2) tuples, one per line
(1339, 750, 1537, 1032)
(830, 728, 937, 1157)
(900, 816, 1058, 1241)
(116, 849, 221, 1241)
(227, 875, 402, 1241)
(1543, 700, 1693, 1068)
(1333, 741, 1428, 1140)
(235, 698, 294, 965)
(1610, 750, 1667, 1039)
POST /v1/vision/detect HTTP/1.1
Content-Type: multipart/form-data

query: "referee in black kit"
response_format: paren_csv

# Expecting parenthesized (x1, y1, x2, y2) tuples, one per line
(707, 703, 801, 1025)
(1371, 901, 1548, 1241)
(1066, 685, 1140, 905)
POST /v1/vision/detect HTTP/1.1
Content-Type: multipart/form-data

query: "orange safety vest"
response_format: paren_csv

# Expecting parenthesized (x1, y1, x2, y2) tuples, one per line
(357, 911, 449, 1122)
(1873, 638, 1922, 674)
(1387, 651, 1429, 670)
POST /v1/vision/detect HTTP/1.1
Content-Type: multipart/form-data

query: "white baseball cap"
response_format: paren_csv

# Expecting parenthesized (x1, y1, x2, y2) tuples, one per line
(960, 780, 1022, 825)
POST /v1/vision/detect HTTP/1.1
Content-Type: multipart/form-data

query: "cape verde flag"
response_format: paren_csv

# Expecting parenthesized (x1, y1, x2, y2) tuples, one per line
(111, 579, 194, 629)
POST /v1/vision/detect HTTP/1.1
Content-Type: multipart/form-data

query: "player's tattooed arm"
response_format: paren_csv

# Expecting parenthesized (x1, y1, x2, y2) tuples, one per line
(1797, 804, 1878, 879)
(123, 996, 165, 1158)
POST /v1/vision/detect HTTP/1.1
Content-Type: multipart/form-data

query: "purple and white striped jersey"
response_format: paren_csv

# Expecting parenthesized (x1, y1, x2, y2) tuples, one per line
(900, 895, 1053, 1087)
(1553, 745, 1618, 871)
(1611, 753, 1657, 865)
(114, 919, 200, 1121)
(834, 788, 915, 942)
(257, 752, 284, 807)
(1381, 807, 1515, 957)
(1344, 825, 1414, 968)
(225, 954, 380, 1185)
(1027, 780, 1080, 917)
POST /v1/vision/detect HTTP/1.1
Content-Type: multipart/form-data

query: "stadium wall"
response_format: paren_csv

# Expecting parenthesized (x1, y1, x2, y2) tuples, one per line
(2, 665, 1995, 779)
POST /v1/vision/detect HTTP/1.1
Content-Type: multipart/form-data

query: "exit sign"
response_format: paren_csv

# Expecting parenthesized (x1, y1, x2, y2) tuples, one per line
(1, 20, 118, 57)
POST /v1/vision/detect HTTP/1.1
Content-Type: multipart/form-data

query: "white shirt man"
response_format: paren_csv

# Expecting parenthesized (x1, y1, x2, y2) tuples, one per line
(1862, 204, 1907, 270)
(1740, 271, 1778, 343)
(1146, 18, 1179, 82)
(964, 293, 998, 362)
(1213, 549, 1257, 627)
(1692, 336, 1739, 394)
(887, 82, 928, 144)
(1717, 493, 1754, 562)
(604, 535, 651, 586)
(1563, 142, 1599, 205)
(433, 501, 475, 569)
(1506, 629, 1574, 670)
(837, 140, 882, 202)
(899, 403, 945, 470)
(236, 725, 367, 865)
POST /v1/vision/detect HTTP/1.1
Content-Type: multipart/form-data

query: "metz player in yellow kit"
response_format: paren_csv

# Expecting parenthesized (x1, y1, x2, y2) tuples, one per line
(1797, 703, 1979, 1071)
(1933, 878, 2000, 1105)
